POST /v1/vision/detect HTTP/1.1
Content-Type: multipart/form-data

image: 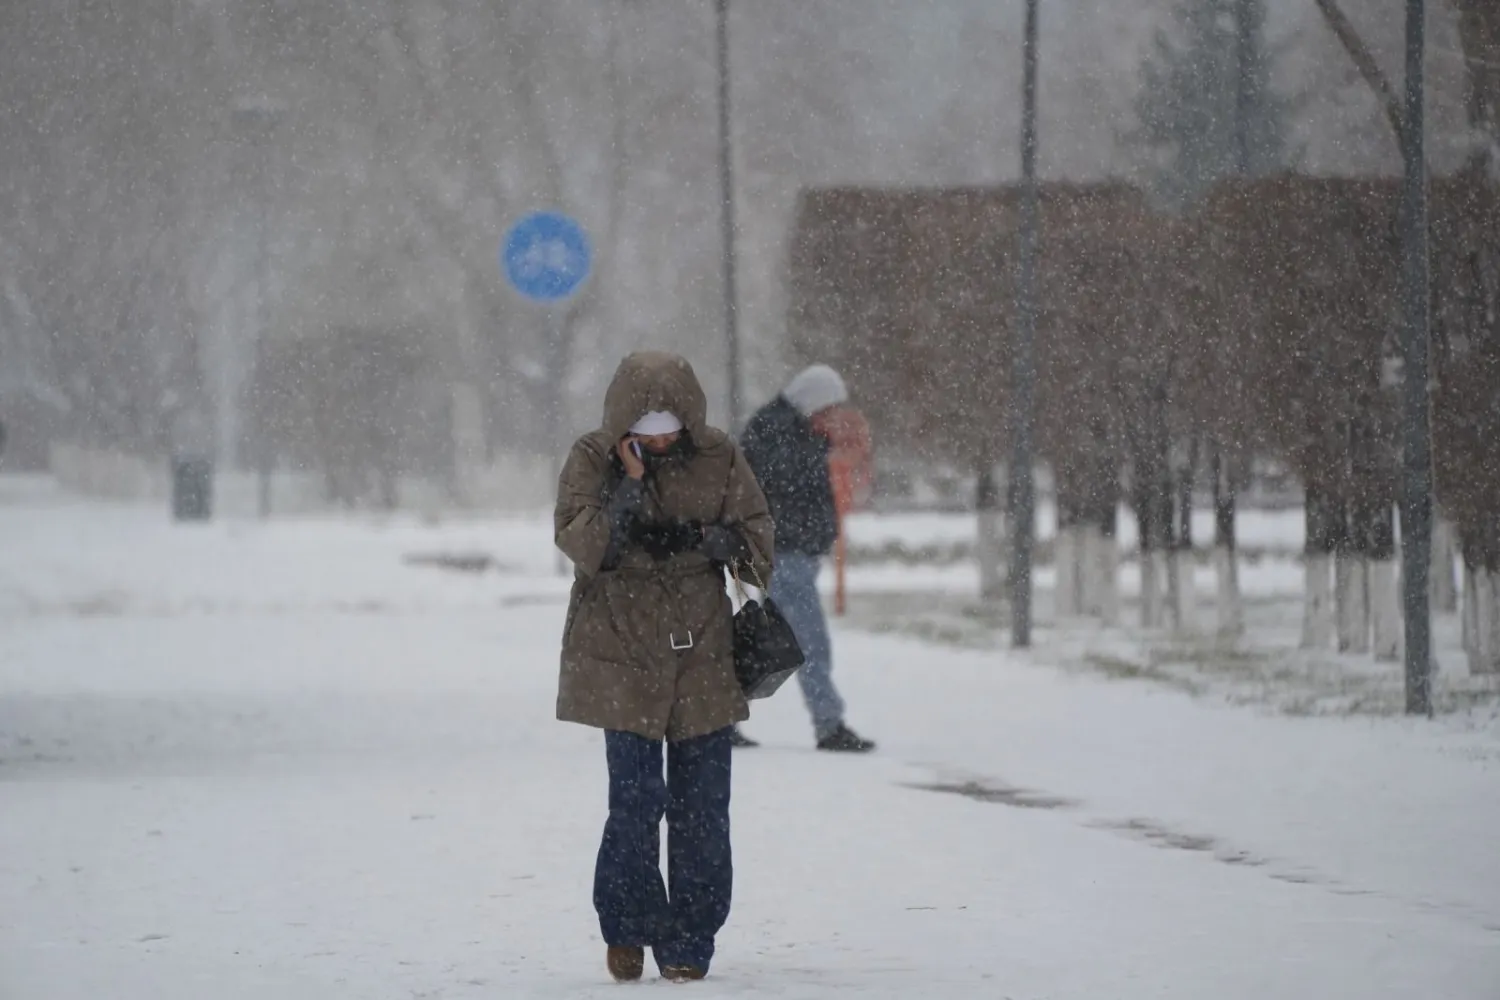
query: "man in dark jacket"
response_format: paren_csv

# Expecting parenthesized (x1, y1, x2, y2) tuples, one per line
(734, 364, 876, 753)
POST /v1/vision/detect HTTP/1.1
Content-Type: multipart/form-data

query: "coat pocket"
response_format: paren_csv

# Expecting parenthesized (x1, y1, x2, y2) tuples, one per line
(566, 576, 649, 667)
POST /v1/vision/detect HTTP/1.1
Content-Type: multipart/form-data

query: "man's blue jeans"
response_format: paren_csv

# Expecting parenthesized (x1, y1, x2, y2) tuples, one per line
(769, 550, 845, 738)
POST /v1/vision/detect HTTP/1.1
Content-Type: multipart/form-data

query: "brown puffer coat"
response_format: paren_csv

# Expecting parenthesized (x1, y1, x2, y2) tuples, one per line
(555, 352, 775, 741)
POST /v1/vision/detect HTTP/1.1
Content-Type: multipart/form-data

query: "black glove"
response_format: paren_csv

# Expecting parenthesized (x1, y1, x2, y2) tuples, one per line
(630, 519, 705, 561)
(599, 478, 645, 571)
(701, 524, 750, 564)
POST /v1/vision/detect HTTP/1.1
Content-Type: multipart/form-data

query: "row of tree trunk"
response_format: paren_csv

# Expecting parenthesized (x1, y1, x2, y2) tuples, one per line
(976, 458, 1496, 677)
(1459, 526, 1500, 676)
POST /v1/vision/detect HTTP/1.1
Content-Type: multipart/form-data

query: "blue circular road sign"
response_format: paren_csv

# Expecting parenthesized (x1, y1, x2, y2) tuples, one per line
(501, 211, 592, 303)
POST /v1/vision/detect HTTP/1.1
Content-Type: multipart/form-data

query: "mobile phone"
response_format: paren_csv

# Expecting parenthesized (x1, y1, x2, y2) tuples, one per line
(630, 439, 643, 459)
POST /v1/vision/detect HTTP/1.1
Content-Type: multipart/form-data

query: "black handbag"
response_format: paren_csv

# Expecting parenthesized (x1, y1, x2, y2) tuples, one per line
(730, 564, 805, 700)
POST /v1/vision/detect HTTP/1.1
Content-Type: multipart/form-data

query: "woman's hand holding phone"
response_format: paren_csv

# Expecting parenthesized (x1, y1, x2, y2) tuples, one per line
(618, 436, 646, 481)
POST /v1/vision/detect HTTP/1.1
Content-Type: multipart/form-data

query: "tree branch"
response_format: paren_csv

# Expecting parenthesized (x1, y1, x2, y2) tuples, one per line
(1451, 0, 1500, 170)
(1312, 0, 1406, 145)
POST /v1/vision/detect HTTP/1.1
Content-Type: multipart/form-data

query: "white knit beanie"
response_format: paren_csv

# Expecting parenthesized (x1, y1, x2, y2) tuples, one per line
(781, 364, 848, 417)
(629, 410, 683, 436)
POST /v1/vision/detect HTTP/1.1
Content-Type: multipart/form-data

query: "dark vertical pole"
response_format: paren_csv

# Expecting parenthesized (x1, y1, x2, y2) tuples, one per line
(715, 0, 742, 428)
(1009, 0, 1040, 647)
(1178, 437, 1197, 551)
(1234, 0, 1253, 174)
(232, 104, 281, 518)
(1399, 0, 1433, 715)
(549, 309, 570, 575)
(1218, 0, 1254, 611)
(254, 133, 274, 519)
(977, 457, 1003, 600)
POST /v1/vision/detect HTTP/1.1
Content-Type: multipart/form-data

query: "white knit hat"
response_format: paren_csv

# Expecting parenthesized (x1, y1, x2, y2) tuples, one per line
(629, 410, 683, 436)
(781, 364, 848, 417)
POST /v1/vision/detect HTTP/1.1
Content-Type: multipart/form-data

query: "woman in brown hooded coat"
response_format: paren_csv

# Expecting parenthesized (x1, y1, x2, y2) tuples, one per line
(555, 351, 774, 983)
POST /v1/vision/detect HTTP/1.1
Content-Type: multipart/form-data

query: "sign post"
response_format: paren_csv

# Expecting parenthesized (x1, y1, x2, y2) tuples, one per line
(501, 211, 592, 574)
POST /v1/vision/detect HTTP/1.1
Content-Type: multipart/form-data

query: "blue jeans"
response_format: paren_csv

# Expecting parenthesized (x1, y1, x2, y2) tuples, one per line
(770, 551, 845, 738)
(595, 728, 732, 972)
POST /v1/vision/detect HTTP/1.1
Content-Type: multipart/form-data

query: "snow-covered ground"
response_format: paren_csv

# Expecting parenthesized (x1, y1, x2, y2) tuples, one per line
(842, 507, 1497, 720)
(2, 477, 1498, 998)
(843, 504, 1307, 555)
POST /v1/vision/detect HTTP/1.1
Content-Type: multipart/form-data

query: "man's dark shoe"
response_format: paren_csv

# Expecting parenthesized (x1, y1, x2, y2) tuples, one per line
(728, 725, 759, 748)
(607, 946, 644, 982)
(816, 723, 876, 753)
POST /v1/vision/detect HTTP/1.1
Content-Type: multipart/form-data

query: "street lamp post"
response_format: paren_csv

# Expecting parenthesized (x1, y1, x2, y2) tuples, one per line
(1009, 0, 1041, 648)
(230, 96, 283, 518)
(1397, 0, 1433, 716)
(715, 0, 742, 428)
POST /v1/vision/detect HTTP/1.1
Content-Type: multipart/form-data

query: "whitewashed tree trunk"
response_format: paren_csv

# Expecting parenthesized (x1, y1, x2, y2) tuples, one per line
(1083, 525, 1119, 625)
(1335, 551, 1370, 654)
(1302, 554, 1335, 650)
(1141, 550, 1158, 628)
(1055, 525, 1080, 616)
(1215, 545, 1243, 636)
(1076, 526, 1096, 617)
(1075, 525, 1094, 616)
(1368, 557, 1400, 662)
(1101, 534, 1121, 626)
(1485, 572, 1500, 675)
(977, 506, 1006, 601)
(1475, 570, 1500, 676)
(1164, 538, 1181, 625)
(1172, 548, 1198, 632)
(1430, 519, 1458, 614)
(1154, 550, 1171, 628)
(1210, 447, 1242, 636)
(1462, 562, 1479, 662)
(1142, 550, 1168, 628)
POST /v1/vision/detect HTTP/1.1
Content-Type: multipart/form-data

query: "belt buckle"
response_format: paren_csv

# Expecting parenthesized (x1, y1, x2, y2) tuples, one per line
(670, 631, 694, 651)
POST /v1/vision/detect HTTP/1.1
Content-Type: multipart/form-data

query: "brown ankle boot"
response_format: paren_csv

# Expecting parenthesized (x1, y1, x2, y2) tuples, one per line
(661, 964, 707, 982)
(607, 946, 644, 982)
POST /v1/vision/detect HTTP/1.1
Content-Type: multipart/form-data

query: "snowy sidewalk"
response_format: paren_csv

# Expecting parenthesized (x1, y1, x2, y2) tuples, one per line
(2, 493, 1498, 998)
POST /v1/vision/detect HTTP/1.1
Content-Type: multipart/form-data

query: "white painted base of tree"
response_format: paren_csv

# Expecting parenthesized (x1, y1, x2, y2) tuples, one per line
(1055, 526, 1082, 617)
(1486, 572, 1500, 676)
(1172, 549, 1198, 633)
(1430, 519, 1458, 614)
(1141, 550, 1168, 629)
(977, 507, 1005, 601)
(1471, 569, 1500, 676)
(1368, 558, 1400, 662)
(1164, 546, 1180, 629)
(1084, 527, 1120, 626)
(1214, 546, 1243, 636)
(1462, 563, 1479, 662)
(1302, 554, 1335, 650)
(1336, 552, 1370, 654)
(1103, 532, 1122, 625)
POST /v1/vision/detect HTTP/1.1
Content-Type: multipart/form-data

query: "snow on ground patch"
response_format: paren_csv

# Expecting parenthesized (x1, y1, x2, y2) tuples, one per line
(843, 504, 1306, 556)
(834, 557, 1497, 722)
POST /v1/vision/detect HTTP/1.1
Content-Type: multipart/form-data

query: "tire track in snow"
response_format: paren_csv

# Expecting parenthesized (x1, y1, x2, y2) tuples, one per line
(906, 771, 1500, 935)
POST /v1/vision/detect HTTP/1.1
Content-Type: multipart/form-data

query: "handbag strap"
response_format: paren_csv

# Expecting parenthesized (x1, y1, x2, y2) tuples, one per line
(741, 560, 769, 593)
(730, 559, 769, 600)
(729, 562, 749, 605)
